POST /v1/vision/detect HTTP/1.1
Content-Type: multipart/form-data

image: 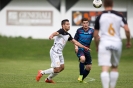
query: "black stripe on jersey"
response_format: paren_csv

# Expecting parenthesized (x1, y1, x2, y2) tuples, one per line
(57, 29, 73, 41)
(94, 10, 127, 30)
(94, 14, 101, 30)
(68, 34, 73, 41)
(57, 29, 66, 35)
(109, 10, 127, 24)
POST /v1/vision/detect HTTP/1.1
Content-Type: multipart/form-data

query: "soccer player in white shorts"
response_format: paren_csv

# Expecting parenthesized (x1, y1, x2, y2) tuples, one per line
(36, 19, 90, 83)
(94, 0, 131, 88)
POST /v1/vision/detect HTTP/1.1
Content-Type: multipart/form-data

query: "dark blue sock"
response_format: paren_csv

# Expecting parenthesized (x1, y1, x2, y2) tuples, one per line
(79, 62, 84, 75)
(82, 69, 90, 80)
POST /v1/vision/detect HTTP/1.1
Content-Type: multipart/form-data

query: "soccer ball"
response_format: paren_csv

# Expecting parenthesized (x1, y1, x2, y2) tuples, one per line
(93, 0, 102, 8)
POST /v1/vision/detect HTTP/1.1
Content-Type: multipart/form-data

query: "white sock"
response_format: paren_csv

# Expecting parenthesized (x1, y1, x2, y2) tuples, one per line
(41, 68, 54, 75)
(47, 73, 58, 80)
(101, 71, 110, 88)
(110, 71, 119, 88)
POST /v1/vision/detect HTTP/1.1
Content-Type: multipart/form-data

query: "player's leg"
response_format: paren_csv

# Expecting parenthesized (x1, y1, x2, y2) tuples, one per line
(82, 65, 91, 80)
(98, 41, 112, 88)
(82, 51, 92, 81)
(36, 49, 60, 82)
(45, 64, 64, 83)
(100, 66, 110, 88)
(77, 49, 85, 82)
(41, 49, 61, 74)
(46, 64, 64, 81)
(110, 66, 118, 88)
(36, 49, 54, 82)
(59, 55, 65, 72)
(110, 43, 122, 88)
(47, 55, 65, 81)
(81, 64, 91, 83)
(110, 53, 119, 88)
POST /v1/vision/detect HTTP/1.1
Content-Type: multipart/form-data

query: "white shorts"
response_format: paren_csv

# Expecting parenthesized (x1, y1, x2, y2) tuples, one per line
(50, 48, 64, 68)
(98, 40, 122, 66)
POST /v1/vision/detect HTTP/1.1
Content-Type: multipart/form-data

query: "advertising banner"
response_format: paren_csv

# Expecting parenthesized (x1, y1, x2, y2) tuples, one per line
(72, 11, 127, 26)
(7, 10, 53, 26)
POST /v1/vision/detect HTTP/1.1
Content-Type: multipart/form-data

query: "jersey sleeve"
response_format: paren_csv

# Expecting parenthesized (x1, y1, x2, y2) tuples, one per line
(74, 29, 79, 40)
(121, 16, 127, 27)
(68, 34, 73, 41)
(94, 15, 101, 30)
(57, 29, 64, 34)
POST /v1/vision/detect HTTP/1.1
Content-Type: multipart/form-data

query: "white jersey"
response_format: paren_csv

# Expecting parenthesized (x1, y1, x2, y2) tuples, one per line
(95, 10, 127, 42)
(51, 29, 73, 54)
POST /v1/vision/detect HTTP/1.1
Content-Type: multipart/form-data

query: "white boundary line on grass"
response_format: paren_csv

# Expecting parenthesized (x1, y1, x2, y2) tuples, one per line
(86, 77, 96, 82)
(39, 77, 96, 83)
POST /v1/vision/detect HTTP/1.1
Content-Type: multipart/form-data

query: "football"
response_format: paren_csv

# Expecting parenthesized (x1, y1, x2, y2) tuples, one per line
(93, 0, 102, 8)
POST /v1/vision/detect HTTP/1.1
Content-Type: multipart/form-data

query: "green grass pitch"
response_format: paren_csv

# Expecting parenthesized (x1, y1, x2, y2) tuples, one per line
(0, 36, 132, 88)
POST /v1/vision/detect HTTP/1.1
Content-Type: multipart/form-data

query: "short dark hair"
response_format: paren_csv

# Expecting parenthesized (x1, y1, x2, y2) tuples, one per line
(61, 19, 69, 25)
(81, 18, 88, 23)
(103, 0, 113, 7)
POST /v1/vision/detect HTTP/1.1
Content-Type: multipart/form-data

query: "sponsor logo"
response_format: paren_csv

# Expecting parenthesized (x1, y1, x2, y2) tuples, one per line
(7, 10, 53, 26)
(72, 11, 127, 26)
(72, 11, 82, 25)
(88, 30, 92, 34)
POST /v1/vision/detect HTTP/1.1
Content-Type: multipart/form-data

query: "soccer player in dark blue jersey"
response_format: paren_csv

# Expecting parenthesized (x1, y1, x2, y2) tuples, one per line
(74, 18, 94, 83)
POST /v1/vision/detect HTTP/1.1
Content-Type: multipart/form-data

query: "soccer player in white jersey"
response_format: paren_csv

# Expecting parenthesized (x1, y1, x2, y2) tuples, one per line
(36, 19, 90, 83)
(94, 0, 131, 88)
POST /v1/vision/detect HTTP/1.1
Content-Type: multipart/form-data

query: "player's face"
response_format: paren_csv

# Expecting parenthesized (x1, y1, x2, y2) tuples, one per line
(63, 22, 70, 31)
(82, 21, 89, 30)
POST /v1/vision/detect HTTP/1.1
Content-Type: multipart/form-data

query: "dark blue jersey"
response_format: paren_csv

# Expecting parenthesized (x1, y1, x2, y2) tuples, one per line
(74, 27, 94, 49)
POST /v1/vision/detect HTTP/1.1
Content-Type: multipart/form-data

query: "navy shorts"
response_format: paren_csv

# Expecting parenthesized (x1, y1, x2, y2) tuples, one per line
(76, 49, 92, 65)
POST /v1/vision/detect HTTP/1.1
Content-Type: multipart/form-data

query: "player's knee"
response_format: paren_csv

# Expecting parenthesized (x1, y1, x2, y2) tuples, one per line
(86, 65, 92, 70)
(60, 64, 64, 71)
(61, 67, 64, 71)
(86, 67, 91, 70)
(80, 59, 85, 63)
(111, 66, 118, 71)
(54, 68, 61, 73)
(111, 65, 118, 68)
(80, 56, 85, 63)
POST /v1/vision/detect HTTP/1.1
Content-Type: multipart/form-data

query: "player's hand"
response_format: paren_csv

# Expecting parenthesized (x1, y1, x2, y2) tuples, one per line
(49, 35, 53, 40)
(75, 48, 78, 53)
(126, 42, 131, 48)
(84, 47, 91, 51)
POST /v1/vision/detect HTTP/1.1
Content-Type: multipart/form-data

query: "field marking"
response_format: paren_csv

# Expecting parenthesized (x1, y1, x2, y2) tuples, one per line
(86, 77, 96, 82)
(39, 77, 96, 83)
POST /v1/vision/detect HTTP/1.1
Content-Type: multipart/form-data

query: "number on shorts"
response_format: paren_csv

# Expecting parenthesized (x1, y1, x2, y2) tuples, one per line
(108, 23, 115, 36)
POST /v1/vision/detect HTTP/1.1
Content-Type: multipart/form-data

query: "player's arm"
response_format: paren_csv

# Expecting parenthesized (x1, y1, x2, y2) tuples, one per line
(123, 24, 131, 48)
(74, 30, 79, 52)
(94, 30, 99, 51)
(74, 45, 78, 53)
(94, 15, 100, 51)
(121, 16, 131, 48)
(71, 39, 91, 51)
(68, 33, 90, 51)
(49, 29, 64, 40)
(49, 32, 59, 40)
